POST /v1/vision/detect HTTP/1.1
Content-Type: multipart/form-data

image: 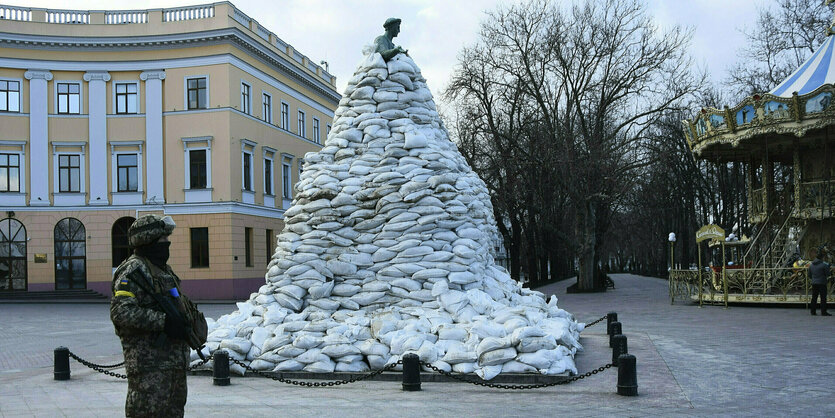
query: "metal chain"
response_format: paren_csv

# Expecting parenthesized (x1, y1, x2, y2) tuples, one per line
(585, 314, 608, 328)
(67, 350, 127, 379)
(188, 353, 215, 371)
(420, 361, 613, 390)
(229, 358, 401, 387)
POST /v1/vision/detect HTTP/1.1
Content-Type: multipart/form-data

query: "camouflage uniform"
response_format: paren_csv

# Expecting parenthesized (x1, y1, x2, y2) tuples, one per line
(111, 215, 189, 418)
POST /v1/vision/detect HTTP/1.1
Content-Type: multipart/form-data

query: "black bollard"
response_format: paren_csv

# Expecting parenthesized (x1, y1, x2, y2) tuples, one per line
(213, 350, 230, 386)
(617, 354, 638, 396)
(606, 312, 618, 334)
(609, 321, 622, 347)
(612, 334, 628, 366)
(401, 353, 421, 391)
(54, 346, 70, 381)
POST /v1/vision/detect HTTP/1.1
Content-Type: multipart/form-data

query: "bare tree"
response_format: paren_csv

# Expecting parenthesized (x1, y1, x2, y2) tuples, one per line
(726, 0, 830, 98)
(447, 0, 703, 291)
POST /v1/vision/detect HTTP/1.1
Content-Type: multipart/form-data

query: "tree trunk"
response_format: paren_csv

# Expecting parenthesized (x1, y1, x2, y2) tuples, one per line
(576, 199, 598, 291)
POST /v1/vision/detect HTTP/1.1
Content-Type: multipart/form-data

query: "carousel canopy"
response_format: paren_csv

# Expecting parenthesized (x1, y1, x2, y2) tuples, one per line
(771, 35, 835, 98)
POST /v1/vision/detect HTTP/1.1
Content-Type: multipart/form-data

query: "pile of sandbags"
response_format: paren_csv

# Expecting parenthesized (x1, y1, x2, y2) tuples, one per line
(196, 49, 584, 379)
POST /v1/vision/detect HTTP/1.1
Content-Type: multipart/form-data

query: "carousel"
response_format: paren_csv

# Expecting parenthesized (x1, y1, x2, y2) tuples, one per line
(669, 11, 835, 306)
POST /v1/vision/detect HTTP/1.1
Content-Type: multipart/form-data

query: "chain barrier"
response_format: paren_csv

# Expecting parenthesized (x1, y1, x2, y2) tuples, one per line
(229, 358, 402, 387)
(67, 350, 127, 379)
(420, 361, 613, 390)
(585, 314, 608, 328)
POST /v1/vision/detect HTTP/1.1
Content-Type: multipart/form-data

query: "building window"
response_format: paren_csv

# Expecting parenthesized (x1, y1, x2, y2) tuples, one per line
(265, 228, 273, 261)
(264, 157, 273, 195)
(298, 110, 306, 137)
(241, 82, 251, 114)
(244, 227, 253, 267)
(262, 93, 272, 123)
(58, 154, 81, 192)
(115, 83, 138, 114)
(242, 151, 253, 191)
(313, 118, 321, 144)
(281, 102, 289, 130)
(54, 218, 86, 290)
(326, 123, 331, 136)
(0, 153, 20, 192)
(0, 218, 26, 291)
(0, 80, 20, 113)
(111, 217, 135, 268)
(189, 149, 207, 189)
(116, 154, 138, 192)
(282, 157, 292, 199)
(190, 227, 209, 268)
(187, 77, 207, 110)
(57, 82, 81, 114)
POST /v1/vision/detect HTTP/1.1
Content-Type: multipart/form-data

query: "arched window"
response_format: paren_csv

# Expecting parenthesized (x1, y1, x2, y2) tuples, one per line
(112, 217, 135, 267)
(0, 218, 27, 291)
(54, 218, 86, 290)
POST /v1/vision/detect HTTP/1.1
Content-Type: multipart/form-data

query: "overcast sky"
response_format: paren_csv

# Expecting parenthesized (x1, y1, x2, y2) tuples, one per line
(16, 0, 780, 103)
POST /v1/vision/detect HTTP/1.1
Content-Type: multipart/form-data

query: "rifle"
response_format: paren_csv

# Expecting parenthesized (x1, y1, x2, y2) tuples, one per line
(127, 269, 207, 361)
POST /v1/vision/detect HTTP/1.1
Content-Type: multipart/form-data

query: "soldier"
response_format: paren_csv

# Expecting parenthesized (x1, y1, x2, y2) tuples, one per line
(111, 214, 190, 417)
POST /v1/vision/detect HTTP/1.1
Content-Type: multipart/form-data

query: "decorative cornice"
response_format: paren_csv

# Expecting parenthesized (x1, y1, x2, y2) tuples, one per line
(0, 28, 339, 104)
(83, 71, 111, 82)
(24, 69, 52, 80)
(140, 70, 166, 81)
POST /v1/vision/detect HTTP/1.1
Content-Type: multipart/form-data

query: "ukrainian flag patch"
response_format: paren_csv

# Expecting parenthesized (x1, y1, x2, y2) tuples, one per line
(119, 279, 129, 285)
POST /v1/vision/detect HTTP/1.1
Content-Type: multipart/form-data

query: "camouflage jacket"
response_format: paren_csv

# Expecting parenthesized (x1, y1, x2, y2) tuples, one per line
(110, 255, 189, 373)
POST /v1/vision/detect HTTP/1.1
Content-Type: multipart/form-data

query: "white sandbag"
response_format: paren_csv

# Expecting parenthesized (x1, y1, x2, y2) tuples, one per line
(475, 337, 512, 356)
(510, 326, 547, 345)
(437, 325, 468, 341)
(219, 337, 252, 355)
(357, 340, 390, 356)
(452, 362, 476, 374)
(274, 359, 305, 372)
(263, 306, 289, 326)
(262, 335, 293, 353)
(293, 334, 323, 349)
(499, 361, 538, 374)
(516, 349, 561, 370)
(517, 336, 558, 353)
(478, 347, 517, 366)
(308, 281, 335, 299)
(322, 344, 362, 358)
(367, 354, 390, 369)
(336, 360, 371, 372)
(304, 359, 336, 373)
(441, 342, 477, 364)
(249, 359, 276, 371)
(250, 327, 271, 350)
(475, 365, 503, 380)
(275, 345, 306, 358)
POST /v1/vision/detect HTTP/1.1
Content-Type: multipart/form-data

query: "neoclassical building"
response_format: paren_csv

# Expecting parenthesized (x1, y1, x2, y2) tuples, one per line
(0, 2, 338, 298)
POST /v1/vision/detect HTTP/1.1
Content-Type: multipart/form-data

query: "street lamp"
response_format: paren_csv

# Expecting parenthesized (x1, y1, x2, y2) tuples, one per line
(668, 232, 677, 271)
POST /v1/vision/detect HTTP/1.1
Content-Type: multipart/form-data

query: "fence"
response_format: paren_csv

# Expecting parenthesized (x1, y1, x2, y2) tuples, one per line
(54, 312, 637, 396)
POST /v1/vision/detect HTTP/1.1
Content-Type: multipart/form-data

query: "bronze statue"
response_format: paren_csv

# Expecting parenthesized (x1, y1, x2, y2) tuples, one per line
(374, 18, 408, 61)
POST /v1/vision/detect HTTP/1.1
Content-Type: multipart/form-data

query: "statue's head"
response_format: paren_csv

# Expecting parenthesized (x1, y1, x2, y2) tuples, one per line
(384, 17, 401, 37)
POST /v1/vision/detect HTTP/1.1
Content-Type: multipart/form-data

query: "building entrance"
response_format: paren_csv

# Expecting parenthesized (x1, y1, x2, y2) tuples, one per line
(0, 218, 27, 291)
(54, 218, 86, 290)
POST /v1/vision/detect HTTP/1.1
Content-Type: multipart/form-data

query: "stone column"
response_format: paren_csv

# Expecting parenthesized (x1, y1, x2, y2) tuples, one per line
(84, 71, 110, 205)
(140, 70, 166, 204)
(24, 70, 52, 206)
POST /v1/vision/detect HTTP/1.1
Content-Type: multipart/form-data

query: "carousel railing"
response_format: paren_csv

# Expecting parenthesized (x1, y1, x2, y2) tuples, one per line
(797, 180, 835, 218)
(670, 266, 834, 306)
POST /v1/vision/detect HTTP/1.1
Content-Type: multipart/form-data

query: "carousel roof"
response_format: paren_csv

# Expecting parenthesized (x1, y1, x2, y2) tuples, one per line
(684, 31, 835, 159)
(771, 35, 835, 98)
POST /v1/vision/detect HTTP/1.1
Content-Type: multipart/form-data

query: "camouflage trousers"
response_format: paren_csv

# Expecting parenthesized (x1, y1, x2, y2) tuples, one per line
(125, 369, 187, 417)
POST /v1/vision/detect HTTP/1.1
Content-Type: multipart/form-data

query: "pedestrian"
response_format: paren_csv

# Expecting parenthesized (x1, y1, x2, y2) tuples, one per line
(807, 248, 831, 316)
(110, 214, 191, 417)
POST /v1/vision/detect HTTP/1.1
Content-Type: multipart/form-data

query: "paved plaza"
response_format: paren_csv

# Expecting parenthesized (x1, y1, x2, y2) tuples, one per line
(1, 274, 833, 416)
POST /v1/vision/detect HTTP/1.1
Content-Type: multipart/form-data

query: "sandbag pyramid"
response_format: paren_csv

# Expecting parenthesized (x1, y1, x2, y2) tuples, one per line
(198, 46, 584, 380)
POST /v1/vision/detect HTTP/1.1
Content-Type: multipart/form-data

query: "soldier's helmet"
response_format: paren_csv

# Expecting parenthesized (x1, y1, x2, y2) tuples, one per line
(128, 214, 176, 248)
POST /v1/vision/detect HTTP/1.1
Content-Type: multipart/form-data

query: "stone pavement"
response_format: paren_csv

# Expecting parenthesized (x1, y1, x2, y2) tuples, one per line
(1, 274, 833, 416)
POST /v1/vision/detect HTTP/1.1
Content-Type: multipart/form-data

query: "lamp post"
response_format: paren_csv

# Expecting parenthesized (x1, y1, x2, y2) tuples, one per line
(668, 232, 677, 271)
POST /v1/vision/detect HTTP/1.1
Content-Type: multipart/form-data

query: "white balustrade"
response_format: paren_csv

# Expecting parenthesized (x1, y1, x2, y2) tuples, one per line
(46, 9, 89, 24)
(231, 7, 250, 27)
(163, 4, 214, 22)
(105, 11, 148, 24)
(0, 5, 30, 21)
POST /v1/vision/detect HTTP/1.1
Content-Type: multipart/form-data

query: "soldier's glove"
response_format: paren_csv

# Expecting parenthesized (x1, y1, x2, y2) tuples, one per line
(164, 313, 188, 341)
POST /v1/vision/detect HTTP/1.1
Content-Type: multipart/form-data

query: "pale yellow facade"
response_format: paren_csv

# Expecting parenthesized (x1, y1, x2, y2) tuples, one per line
(0, 2, 338, 299)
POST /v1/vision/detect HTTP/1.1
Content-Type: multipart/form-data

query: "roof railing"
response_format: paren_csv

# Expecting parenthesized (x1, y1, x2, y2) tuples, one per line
(105, 10, 148, 24)
(46, 9, 89, 24)
(0, 4, 30, 21)
(162, 4, 214, 22)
